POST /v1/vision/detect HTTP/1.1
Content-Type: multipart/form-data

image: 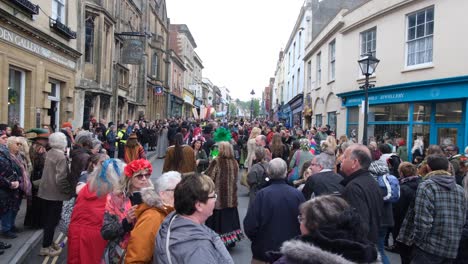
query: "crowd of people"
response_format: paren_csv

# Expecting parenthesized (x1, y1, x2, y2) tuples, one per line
(0, 116, 467, 264)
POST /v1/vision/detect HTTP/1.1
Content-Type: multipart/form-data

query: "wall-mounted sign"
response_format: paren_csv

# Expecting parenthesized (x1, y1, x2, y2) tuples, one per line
(0, 26, 76, 69)
(122, 38, 144, 64)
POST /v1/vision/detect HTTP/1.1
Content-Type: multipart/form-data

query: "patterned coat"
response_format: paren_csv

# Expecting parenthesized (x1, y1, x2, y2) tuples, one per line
(0, 146, 22, 215)
(205, 157, 238, 209)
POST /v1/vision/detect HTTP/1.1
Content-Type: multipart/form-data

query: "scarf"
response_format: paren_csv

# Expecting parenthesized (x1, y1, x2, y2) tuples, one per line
(10, 152, 32, 197)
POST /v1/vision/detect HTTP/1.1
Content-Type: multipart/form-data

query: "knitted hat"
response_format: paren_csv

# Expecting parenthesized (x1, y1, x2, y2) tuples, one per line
(62, 122, 73, 129)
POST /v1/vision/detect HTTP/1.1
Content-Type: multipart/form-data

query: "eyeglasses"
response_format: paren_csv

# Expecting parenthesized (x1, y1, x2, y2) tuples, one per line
(310, 163, 320, 167)
(165, 188, 175, 192)
(16, 143, 23, 146)
(134, 173, 151, 180)
(297, 215, 305, 224)
(208, 193, 217, 200)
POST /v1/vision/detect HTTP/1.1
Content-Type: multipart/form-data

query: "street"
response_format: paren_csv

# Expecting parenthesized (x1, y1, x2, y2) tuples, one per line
(23, 155, 401, 264)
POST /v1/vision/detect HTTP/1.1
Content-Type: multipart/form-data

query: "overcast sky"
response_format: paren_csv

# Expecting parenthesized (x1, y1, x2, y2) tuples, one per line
(166, 0, 305, 101)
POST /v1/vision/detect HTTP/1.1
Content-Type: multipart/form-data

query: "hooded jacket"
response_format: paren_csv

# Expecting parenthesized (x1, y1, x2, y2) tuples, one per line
(125, 187, 174, 264)
(70, 146, 91, 189)
(368, 160, 394, 228)
(154, 212, 234, 264)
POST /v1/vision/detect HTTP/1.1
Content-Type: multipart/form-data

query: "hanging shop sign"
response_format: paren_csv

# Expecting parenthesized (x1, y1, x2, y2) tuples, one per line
(118, 32, 145, 65)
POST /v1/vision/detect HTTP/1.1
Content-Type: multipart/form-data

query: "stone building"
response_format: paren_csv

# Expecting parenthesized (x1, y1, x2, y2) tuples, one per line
(0, 0, 80, 131)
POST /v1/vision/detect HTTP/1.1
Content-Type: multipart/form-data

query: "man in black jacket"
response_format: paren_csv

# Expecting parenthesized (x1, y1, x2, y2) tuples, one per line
(244, 158, 305, 263)
(302, 152, 344, 200)
(340, 144, 383, 244)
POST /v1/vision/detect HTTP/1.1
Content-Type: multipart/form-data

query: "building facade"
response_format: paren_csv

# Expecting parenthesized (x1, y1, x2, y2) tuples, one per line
(302, 0, 468, 156)
(0, 0, 80, 131)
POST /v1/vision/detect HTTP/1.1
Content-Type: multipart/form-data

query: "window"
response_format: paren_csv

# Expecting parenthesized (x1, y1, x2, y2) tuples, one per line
(347, 107, 359, 140)
(85, 14, 95, 63)
(360, 27, 376, 56)
(329, 40, 336, 81)
(297, 68, 300, 93)
(316, 52, 321, 86)
(328, 111, 337, 132)
(8, 68, 25, 127)
(315, 114, 322, 128)
(292, 75, 295, 96)
(52, 0, 66, 23)
(406, 7, 434, 66)
(293, 42, 296, 64)
(435, 102, 462, 123)
(298, 32, 302, 58)
(369, 103, 409, 121)
(288, 52, 291, 72)
(151, 53, 158, 77)
(307, 61, 312, 91)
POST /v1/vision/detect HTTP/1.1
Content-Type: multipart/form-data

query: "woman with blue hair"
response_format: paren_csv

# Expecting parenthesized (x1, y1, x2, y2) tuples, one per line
(67, 157, 123, 264)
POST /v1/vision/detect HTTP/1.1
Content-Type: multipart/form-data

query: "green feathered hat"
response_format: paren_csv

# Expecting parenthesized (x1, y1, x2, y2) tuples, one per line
(213, 127, 232, 143)
(25, 128, 50, 140)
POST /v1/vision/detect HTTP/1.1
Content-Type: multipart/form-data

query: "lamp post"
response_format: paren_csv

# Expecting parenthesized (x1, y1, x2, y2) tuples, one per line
(250, 89, 255, 121)
(358, 53, 380, 145)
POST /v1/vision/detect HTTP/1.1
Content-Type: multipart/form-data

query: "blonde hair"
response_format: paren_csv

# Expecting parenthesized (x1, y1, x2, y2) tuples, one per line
(218, 141, 234, 159)
(249, 127, 262, 140)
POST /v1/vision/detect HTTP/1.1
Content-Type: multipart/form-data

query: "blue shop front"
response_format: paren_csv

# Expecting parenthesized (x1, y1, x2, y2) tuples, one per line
(337, 76, 468, 158)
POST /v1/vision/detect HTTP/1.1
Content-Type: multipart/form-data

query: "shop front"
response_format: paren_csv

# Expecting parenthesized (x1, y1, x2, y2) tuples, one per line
(183, 90, 194, 119)
(288, 93, 304, 128)
(0, 16, 80, 130)
(280, 104, 291, 128)
(337, 76, 468, 158)
(170, 94, 183, 118)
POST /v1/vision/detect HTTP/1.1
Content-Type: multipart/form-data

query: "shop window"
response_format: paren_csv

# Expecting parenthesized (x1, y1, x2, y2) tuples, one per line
(347, 107, 359, 140)
(369, 103, 409, 121)
(369, 124, 408, 146)
(8, 68, 25, 127)
(328, 111, 337, 132)
(413, 103, 431, 122)
(435, 101, 462, 123)
(406, 6, 434, 66)
(315, 114, 322, 128)
(85, 14, 95, 63)
(412, 124, 430, 151)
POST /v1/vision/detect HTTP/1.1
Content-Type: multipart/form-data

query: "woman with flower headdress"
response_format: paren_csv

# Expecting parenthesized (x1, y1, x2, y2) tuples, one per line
(101, 159, 152, 264)
(192, 136, 208, 173)
(204, 130, 244, 247)
(67, 157, 123, 264)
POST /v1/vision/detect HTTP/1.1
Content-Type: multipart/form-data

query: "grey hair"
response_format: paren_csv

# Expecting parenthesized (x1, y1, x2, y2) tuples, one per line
(75, 131, 94, 145)
(315, 152, 336, 170)
(154, 171, 182, 194)
(340, 141, 352, 152)
(254, 146, 266, 161)
(91, 138, 102, 149)
(88, 158, 124, 197)
(268, 158, 287, 180)
(48, 132, 67, 150)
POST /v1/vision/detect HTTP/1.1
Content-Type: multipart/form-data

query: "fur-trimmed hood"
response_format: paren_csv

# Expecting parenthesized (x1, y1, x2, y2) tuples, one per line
(277, 239, 354, 264)
(134, 187, 173, 219)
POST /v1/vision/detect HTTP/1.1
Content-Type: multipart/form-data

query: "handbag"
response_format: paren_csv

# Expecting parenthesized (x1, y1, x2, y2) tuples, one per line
(287, 151, 301, 184)
(240, 169, 249, 188)
(57, 197, 76, 235)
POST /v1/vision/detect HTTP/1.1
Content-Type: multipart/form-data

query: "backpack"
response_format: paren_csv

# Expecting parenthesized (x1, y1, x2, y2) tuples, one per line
(256, 163, 271, 190)
(387, 154, 401, 177)
(377, 174, 400, 203)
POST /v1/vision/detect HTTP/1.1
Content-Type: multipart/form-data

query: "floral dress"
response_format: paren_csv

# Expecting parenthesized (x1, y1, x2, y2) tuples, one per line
(101, 192, 132, 264)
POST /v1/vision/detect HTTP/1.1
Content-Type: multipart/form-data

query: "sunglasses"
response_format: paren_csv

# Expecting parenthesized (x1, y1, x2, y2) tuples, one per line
(134, 173, 151, 180)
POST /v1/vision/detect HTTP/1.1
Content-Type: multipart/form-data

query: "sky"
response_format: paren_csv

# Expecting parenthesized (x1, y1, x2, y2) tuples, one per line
(165, 0, 305, 101)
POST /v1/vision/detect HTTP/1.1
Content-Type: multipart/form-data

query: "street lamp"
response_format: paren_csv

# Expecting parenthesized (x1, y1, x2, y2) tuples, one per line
(358, 52, 380, 145)
(250, 89, 255, 121)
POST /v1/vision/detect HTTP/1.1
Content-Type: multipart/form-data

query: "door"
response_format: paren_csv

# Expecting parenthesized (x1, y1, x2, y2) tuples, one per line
(433, 125, 464, 150)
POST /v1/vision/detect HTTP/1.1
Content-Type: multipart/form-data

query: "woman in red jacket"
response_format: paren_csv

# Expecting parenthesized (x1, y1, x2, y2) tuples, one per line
(67, 157, 123, 264)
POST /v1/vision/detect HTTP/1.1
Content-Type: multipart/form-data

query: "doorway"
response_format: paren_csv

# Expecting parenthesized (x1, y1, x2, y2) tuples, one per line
(48, 81, 61, 132)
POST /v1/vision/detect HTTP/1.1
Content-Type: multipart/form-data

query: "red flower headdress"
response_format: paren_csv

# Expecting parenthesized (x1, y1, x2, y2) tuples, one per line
(124, 159, 153, 178)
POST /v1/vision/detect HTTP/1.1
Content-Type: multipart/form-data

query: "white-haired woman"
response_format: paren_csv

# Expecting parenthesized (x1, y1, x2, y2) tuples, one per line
(125, 171, 181, 263)
(38, 132, 73, 256)
(67, 157, 123, 264)
(101, 159, 153, 264)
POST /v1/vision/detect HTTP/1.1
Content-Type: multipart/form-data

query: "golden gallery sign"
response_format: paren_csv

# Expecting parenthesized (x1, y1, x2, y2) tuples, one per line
(0, 26, 76, 69)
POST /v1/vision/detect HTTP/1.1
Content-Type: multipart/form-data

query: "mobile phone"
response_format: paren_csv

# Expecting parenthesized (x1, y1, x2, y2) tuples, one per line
(130, 191, 143, 206)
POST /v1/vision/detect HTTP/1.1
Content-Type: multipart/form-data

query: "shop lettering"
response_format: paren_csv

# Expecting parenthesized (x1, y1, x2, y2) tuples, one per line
(0, 26, 75, 69)
(379, 93, 404, 100)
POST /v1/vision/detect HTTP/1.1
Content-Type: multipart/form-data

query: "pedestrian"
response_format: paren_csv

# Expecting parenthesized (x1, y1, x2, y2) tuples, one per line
(117, 124, 128, 159)
(101, 159, 153, 264)
(398, 155, 466, 263)
(411, 137, 424, 164)
(270, 133, 289, 161)
(247, 146, 269, 205)
(70, 131, 93, 190)
(162, 133, 196, 174)
(244, 158, 305, 264)
(38, 132, 73, 256)
(192, 137, 208, 173)
(392, 162, 422, 264)
(24, 129, 49, 229)
(270, 195, 378, 264)
(105, 123, 118, 158)
(67, 158, 123, 264)
(301, 152, 344, 200)
(154, 174, 234, 264)
(288, 139, 314, 184)
(124, 133, 146, 164)
(125, 171, 181, 263)
(340, 144, 383, 245)
(205, 142, 243, 247)
(155, 123, 168, 159)
(246, 127, 262, 171)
